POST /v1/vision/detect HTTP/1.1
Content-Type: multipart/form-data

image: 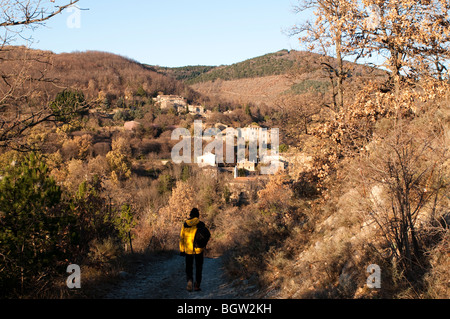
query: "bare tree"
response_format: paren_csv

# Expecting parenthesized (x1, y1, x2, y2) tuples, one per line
(0, 0, 82, 150)
(290, 0, 356, 113)
(359, 122, 448, 273)
(0, 1, 80, 44)
(275, 92, 322, 136)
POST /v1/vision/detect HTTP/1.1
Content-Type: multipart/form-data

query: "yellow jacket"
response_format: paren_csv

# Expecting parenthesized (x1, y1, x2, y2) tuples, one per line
(179, 217, 204, 255)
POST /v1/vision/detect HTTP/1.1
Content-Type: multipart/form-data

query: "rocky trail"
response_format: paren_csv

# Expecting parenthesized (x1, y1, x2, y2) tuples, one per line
(104, 254, 255, 299)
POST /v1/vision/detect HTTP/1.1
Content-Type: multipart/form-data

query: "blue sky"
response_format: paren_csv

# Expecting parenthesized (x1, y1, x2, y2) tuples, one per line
(21, 0, 306, 67)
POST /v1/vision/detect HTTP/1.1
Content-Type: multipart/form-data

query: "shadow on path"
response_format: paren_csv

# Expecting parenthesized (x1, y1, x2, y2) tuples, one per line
(104, 254, 244, 299)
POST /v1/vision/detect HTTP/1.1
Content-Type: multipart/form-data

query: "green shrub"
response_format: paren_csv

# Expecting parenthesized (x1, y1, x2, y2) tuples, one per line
(113, 204, 137, 249)
(69, 176, 117, 252)
(49, 89, 89, 123)
(157, 174, 174, 194)
(0, 153, 69, 297)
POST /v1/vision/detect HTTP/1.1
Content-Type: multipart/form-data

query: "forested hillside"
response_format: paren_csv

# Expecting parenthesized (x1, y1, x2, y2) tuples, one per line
(158, 50, 386, 114)
(151, 65, 217, 83)
(0, 46, 199, 105)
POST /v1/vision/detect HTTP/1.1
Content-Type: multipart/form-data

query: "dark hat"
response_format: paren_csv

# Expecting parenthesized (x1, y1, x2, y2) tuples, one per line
(190, 208, 199, 218)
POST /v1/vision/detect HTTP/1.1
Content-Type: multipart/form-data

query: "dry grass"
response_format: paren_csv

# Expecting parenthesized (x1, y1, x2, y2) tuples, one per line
(422, 231, 450, 298)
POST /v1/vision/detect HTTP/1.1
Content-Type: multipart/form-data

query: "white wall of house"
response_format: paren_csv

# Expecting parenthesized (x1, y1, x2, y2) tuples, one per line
(197, 152, 217, 168)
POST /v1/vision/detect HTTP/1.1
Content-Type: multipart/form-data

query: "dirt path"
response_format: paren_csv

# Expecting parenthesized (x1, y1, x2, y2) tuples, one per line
(104, 254, 246, 299)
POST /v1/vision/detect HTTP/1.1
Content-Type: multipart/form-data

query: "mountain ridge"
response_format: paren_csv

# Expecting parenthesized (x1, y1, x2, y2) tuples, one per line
(152, 49, 386, 108)
(152, 49, 303, 84)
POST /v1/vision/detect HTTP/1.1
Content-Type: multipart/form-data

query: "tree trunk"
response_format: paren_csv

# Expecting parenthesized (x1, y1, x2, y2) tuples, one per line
(128, 231, 134, 254)
(390, 49, 402, 104)
(335, 29, 344, 113)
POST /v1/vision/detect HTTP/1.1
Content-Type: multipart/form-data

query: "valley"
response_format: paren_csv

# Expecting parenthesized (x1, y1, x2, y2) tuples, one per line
(1, 37, 448, 301)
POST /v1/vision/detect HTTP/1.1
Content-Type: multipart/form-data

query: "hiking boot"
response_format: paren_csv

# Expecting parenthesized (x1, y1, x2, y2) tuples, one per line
(194, 282, 201, 291)
(186, 280, 193, 292)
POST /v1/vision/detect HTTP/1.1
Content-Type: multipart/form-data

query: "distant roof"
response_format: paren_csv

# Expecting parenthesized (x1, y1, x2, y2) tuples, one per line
(124, 121, 142, 131)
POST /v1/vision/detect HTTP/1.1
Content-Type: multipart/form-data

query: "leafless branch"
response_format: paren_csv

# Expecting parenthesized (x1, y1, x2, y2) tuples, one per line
(0, 0, 80, 27)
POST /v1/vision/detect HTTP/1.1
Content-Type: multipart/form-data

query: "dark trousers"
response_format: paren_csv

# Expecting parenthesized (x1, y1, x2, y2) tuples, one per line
(185, 252, 204, 285)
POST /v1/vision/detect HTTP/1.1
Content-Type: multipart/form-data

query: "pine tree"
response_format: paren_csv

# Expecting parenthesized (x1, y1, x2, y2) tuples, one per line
(49, 89, 89, 123)
(0, 153, 64, 295)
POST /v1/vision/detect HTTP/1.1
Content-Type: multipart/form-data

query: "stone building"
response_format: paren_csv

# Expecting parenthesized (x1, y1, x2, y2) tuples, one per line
(236, 159, 257, 171)
(154, 95, 187, 113)
(188, 105, 205, 115)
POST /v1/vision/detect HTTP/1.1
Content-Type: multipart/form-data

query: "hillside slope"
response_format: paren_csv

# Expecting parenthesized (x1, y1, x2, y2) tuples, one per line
(156, 50, 386, 108)
(0, 46, 198, 105)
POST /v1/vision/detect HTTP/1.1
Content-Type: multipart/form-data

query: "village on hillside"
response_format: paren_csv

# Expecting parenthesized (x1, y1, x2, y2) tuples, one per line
(121, 94, 306, 181)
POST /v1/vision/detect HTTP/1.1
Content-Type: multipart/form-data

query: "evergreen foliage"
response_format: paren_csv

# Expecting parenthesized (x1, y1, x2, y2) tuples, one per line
(0, 153, 66, 296)
(49, 89, 89, 123)
(183, 51, 295, 84)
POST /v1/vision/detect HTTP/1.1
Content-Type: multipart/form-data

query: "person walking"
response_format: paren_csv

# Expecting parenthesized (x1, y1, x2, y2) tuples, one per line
(179, 208, 207, 292)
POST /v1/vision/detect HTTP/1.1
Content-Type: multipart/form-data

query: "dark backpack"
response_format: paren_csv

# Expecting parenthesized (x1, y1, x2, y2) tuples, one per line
(194, 222, 211, 249)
